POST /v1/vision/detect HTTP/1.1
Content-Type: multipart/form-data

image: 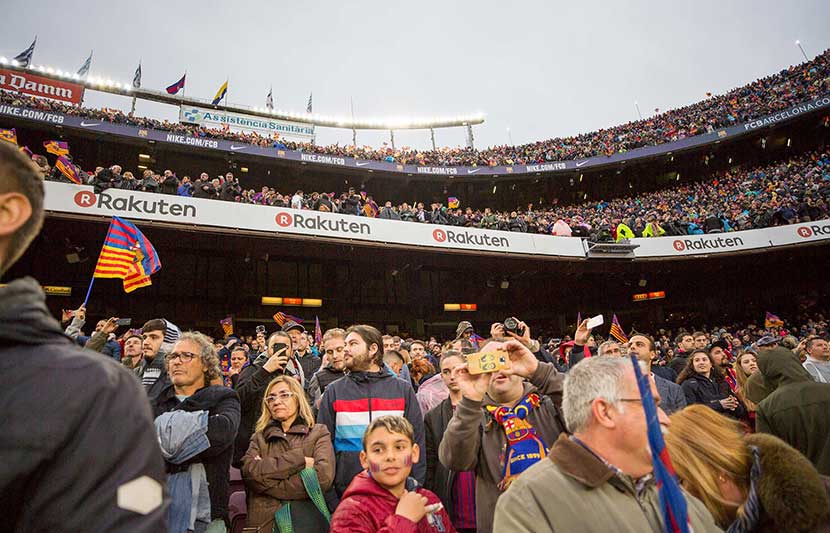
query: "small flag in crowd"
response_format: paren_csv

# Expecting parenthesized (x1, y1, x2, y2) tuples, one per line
(132, 62, 142, 89)
(266, 87, 274, 111)
(220, 316, 234, 337)
(43, 140, 69, 156)
(273, 311, 304, 327)
(92, 216, 161, 293)
(314, 316, 323, 348)
(470, 332, 486, 346)
(55, 155, 82, 185)
(212, 79, 228, 106)
(166, 73, 186, 95)
(764, 312, 784, 329)
(13, 37, 36, 68)
(448, 197, 460, 209)
(306, 92, 313, 113)
(0, 128, 17, 145)
(610, 314, 629, 343)
(630, 354, 690, 533)
(77, 50, 93, 78)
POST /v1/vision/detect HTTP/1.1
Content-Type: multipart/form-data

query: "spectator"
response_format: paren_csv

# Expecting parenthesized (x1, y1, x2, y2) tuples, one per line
(121, 331, 145, 370)
(317, 325, 426, 499)
(665, 405, 830, 531)
(424, 350, 476, 532)
(137, 318, 181, 401)
(282, 320, 309, 386)
(626, 334, 686, 414)
(0, 140, 166, 531)
(803, 336, 830, 383)
(669, 332, 695, 374)
(233, 330, 294, 467)
(226, 345, 249, 387)
(307, 328, 348, 410)
(161, 170, 179, 195)
(492, 356, 719, 532)
(330, 416, 455, 533)
(439, 339, 565, 533)
(677, 349, 747, 420)
(242, 376, 335, 532)
(733, 350, 760, 425)
(383, 350, 405, 377)
(749, 346, 830, 475)
(153, 331, 241, 533)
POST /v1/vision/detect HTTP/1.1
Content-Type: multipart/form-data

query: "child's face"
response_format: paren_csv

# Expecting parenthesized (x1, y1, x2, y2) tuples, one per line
(359, 428, 420, 490)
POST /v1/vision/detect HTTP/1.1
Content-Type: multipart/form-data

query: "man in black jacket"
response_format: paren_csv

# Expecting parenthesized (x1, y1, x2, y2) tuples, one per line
(0, 139, 167, 531)
(425, 350, 477, 532)
(308, 328, 347, 410)
(152, 331, 240, 530)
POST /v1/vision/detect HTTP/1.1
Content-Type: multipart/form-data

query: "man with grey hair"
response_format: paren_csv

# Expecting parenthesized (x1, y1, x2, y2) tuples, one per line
(493, 357, 719, 532)
(153, 331, 241, 531)
(598, 340, 622, 357)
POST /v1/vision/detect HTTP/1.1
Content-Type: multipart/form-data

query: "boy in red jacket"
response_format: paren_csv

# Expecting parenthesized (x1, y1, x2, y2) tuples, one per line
(331, 416, 455, 533)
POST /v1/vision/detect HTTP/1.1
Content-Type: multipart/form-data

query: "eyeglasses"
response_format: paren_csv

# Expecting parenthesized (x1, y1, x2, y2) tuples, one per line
(617, 398, 662, 409)
(166, 351, 198, 363)
(265, 392, 294, 404)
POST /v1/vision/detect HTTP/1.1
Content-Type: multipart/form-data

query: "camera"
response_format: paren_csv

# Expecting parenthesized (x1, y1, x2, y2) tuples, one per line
(256, 325, 266, 335)
(503, 317, 525, 337)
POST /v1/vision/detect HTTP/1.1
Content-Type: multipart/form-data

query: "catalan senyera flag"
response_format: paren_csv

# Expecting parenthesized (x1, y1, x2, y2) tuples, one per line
(610, 314, 629, 344)
(220, 316, 234, 337)
(630, 354, 690, 533)
(92, 217, 161, 293)
(43, 140, 69, 156)
(0, 128, 17, 145)
(212, 79, 228, 105)
(273, 311, 304, 328)
(314, 316, 323, 348)
(765, 312, 784, 329)
(55, 155, 82, 185)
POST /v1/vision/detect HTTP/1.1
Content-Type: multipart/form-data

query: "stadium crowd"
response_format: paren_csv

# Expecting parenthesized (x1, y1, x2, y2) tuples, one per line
(38, 146, 830, 239)
(1, 49, 828, 166)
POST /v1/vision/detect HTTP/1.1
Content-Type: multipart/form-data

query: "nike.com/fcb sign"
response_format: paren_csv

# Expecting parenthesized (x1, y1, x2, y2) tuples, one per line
(0, 69, 84, 105)
(179, 105, 314, 142)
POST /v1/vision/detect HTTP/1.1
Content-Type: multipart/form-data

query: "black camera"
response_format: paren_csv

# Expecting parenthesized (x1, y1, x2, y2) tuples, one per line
(503, 317, 525, 337)
(256, 325, 266, 335)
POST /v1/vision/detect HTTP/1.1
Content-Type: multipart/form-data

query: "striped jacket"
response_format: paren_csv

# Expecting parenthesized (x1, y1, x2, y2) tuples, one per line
(318, 370, 425, 497)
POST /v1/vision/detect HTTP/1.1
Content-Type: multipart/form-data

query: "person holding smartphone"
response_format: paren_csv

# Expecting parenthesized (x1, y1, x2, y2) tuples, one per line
(232, 330, 294, 467)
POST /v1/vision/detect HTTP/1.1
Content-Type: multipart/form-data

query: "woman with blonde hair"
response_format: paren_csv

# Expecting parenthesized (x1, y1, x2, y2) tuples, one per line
(665, 404, 830, 532)
(242, 376, 335, 532)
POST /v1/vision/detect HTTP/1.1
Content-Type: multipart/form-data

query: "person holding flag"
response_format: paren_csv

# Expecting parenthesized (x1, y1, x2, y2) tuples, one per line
(493, 356, 720, 532)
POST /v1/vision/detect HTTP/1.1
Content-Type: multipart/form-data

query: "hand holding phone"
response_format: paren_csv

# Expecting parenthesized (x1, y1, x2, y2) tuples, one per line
(466, 349, 511, 375)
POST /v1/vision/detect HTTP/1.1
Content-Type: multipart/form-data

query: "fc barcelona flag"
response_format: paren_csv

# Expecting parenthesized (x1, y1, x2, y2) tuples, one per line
(166, 73, 186, 95)
(55, 155, 82, 185)
(92, 217, 161, 293)
(0, 128, 17, 145)
(43, 140, 69, 156)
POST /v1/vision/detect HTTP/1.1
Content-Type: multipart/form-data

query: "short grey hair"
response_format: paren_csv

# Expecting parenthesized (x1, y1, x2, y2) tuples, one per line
(597, 340, 620, 357)
(562, 357, 633, 433)
(171, 331, 221, 382)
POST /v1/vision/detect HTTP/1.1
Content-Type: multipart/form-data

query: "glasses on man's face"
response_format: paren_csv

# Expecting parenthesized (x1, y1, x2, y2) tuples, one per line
(166, 351, 198, 364)
(265, 392, 294, 404)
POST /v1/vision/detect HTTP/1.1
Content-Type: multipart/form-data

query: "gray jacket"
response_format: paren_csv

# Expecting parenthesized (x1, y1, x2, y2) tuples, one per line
(654, 374, 686, 414)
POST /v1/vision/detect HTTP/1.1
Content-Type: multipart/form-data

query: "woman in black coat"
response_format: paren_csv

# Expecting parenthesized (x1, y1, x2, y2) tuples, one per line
(677, 349, 747, 420)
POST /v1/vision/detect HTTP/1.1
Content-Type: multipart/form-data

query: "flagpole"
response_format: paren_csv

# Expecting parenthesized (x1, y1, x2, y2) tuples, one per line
(83, 275, 96, 307)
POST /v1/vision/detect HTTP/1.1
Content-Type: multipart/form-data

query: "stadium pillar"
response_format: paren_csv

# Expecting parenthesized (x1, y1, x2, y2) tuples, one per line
(390, 130, 395, 150)
(430, 128, 436, 150)
(465, 123, 474, 149)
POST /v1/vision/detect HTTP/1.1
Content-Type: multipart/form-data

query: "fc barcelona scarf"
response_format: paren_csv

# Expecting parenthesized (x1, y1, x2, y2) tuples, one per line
(486, 392, 549, 490)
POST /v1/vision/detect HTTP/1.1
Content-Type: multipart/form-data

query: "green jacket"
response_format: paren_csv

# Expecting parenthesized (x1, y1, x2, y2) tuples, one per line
(494, 434, 722, 532)
(755, 347, 830, 475)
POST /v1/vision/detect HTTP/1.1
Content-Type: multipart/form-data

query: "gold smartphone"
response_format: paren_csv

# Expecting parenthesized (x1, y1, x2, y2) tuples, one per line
(466, 349, 510, 375)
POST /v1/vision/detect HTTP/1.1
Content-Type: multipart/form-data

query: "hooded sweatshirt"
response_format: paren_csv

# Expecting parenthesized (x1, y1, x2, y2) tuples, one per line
(0, 278, 167, 532)
(330, 471, 454, 533)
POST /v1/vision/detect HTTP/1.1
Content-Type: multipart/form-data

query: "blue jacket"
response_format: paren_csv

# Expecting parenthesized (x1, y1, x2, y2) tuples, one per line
(317, 370, 425, 498)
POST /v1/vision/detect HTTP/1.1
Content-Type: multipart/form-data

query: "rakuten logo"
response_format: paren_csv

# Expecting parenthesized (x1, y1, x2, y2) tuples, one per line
(73, 190, 197, 217)
(431, 228, 509, 248)
(671, 236, 745, 252)
(274, 212, 371, 235)
(797, 224, 830, 238)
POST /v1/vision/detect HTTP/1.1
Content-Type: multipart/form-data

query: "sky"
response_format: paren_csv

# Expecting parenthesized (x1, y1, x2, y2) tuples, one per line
(1, 0, 828, 151)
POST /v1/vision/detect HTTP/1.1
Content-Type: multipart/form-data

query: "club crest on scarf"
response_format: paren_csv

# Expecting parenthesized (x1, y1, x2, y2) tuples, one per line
(485, 392, 549, 490)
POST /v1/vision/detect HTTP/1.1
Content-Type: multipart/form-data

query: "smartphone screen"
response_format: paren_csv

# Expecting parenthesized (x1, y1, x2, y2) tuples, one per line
(116, 318, 132, 327)
(271, 342, 288, 355)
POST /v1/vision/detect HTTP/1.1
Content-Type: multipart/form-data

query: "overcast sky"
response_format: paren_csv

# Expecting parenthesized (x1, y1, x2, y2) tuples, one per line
(2, 0, 828, 151)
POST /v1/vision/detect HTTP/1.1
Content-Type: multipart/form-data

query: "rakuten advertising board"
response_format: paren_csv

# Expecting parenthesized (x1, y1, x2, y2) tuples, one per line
(45, 183, 585, 257)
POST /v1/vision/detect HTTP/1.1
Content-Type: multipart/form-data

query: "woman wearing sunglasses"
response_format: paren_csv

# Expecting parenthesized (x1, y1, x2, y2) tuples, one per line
(242, 376, 335, 532)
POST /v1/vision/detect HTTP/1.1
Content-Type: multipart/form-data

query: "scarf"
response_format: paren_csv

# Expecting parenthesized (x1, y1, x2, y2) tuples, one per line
(485, 392, 549, 490)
